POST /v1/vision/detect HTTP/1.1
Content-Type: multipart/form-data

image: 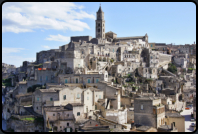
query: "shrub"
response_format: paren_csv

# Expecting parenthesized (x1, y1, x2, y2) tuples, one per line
(172, 100, 175, 104)
(110, 58, 114, 63)
(168, 63, 177, 74)
(2, 78, 12, 87)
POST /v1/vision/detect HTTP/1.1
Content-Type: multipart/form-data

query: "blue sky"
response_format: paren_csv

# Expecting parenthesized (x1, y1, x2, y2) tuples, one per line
(2, 2, 196, 67)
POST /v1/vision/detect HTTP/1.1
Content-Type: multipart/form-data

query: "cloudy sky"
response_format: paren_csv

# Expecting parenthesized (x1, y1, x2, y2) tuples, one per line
(2, 2, 196, 67)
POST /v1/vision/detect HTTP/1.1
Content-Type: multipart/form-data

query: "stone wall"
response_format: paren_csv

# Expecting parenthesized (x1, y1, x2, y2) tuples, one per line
(165, 116, 185, 132)
(71, 36, 92, 42)
(127, 110, 134, 123)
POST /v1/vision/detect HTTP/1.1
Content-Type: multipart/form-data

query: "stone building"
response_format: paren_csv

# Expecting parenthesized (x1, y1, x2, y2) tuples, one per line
(157, 124, 178, 132)
(18, 81, 28, 95)
(165, 112, 185, 132)
(134, 96, 165, 128)
(32, 88, 60, 115)
(58, 73, 107, 87)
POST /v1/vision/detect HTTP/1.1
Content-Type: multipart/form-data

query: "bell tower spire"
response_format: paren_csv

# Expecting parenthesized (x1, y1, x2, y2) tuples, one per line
(95, 4, 105, 39)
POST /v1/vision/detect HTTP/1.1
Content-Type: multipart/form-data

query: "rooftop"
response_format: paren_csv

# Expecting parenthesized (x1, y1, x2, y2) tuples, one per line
(136, 125, 152, 131)
(158, 125, 173, 131)
(44, 106, 71, 111)
(165, 112, 184, 118)
(116, 36, 144, 40)
(39, 88, 62, 92)
(135, 96, 160, 101)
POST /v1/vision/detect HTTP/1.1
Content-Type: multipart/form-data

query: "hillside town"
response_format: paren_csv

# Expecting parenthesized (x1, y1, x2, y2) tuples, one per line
(2, 6, 196, 132)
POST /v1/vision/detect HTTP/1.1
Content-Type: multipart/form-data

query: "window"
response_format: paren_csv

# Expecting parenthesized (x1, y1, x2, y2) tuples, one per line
(53, 114, 55, 116)
(76, 78, 78, 83)
(113, 49, 114, 52)
(119, 69, 121, 71)
(37, 97, 39, 101)
(98, 29, 100, 32)
(50, 98, 53, 101)
(65, 79, 68, 83)
(67, 123, 69, 126)
(46, 76, 48, 81)
(77, 93, 80, 98)
(98, 23, 100, 26)
(60, 126, 62, 128)
(67, 114, 69, 117)
(95, 105, 97, 110)
(96, 79, 99, 83)
(114, 125, 116, 128)
(63, 95, 66, 100)
(82, 51, 83, 54)
(141, 104, 143, 110)
(87, 97, 89, 100)
(40, 76, 42, 81)
(151, 44, 153, 47)
(37, 107, 38, 109)
(88, 79, 90, 83)
(77, 112, 80, 116)
(99, 95, 101, 99)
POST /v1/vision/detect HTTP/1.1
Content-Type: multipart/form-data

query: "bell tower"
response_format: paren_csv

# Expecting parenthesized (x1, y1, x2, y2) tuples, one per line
(96, 5, 105, 39)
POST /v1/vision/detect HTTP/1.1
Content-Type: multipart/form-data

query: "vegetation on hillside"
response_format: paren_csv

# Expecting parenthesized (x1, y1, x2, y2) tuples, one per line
(167, 63, 177, 74)
(2, 78, 12, 87)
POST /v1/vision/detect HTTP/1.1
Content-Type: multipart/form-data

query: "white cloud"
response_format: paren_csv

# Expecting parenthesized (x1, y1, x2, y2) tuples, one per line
(2, 47, 25, 54)
(2, 2, 95, 33)
(45, 34, 70, 42)
(42, 45, 51, 49)
(2, 47, 35, 67)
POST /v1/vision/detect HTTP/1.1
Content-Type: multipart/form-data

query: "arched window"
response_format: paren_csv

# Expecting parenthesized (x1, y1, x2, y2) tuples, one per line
(98, 29, 100, 32)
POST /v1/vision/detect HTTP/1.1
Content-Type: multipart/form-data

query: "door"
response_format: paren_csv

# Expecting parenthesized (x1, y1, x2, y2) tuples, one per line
(65, 128, 72, 132)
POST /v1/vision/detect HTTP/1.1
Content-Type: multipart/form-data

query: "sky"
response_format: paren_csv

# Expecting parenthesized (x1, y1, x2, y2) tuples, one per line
(2, 2, 196, 67)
